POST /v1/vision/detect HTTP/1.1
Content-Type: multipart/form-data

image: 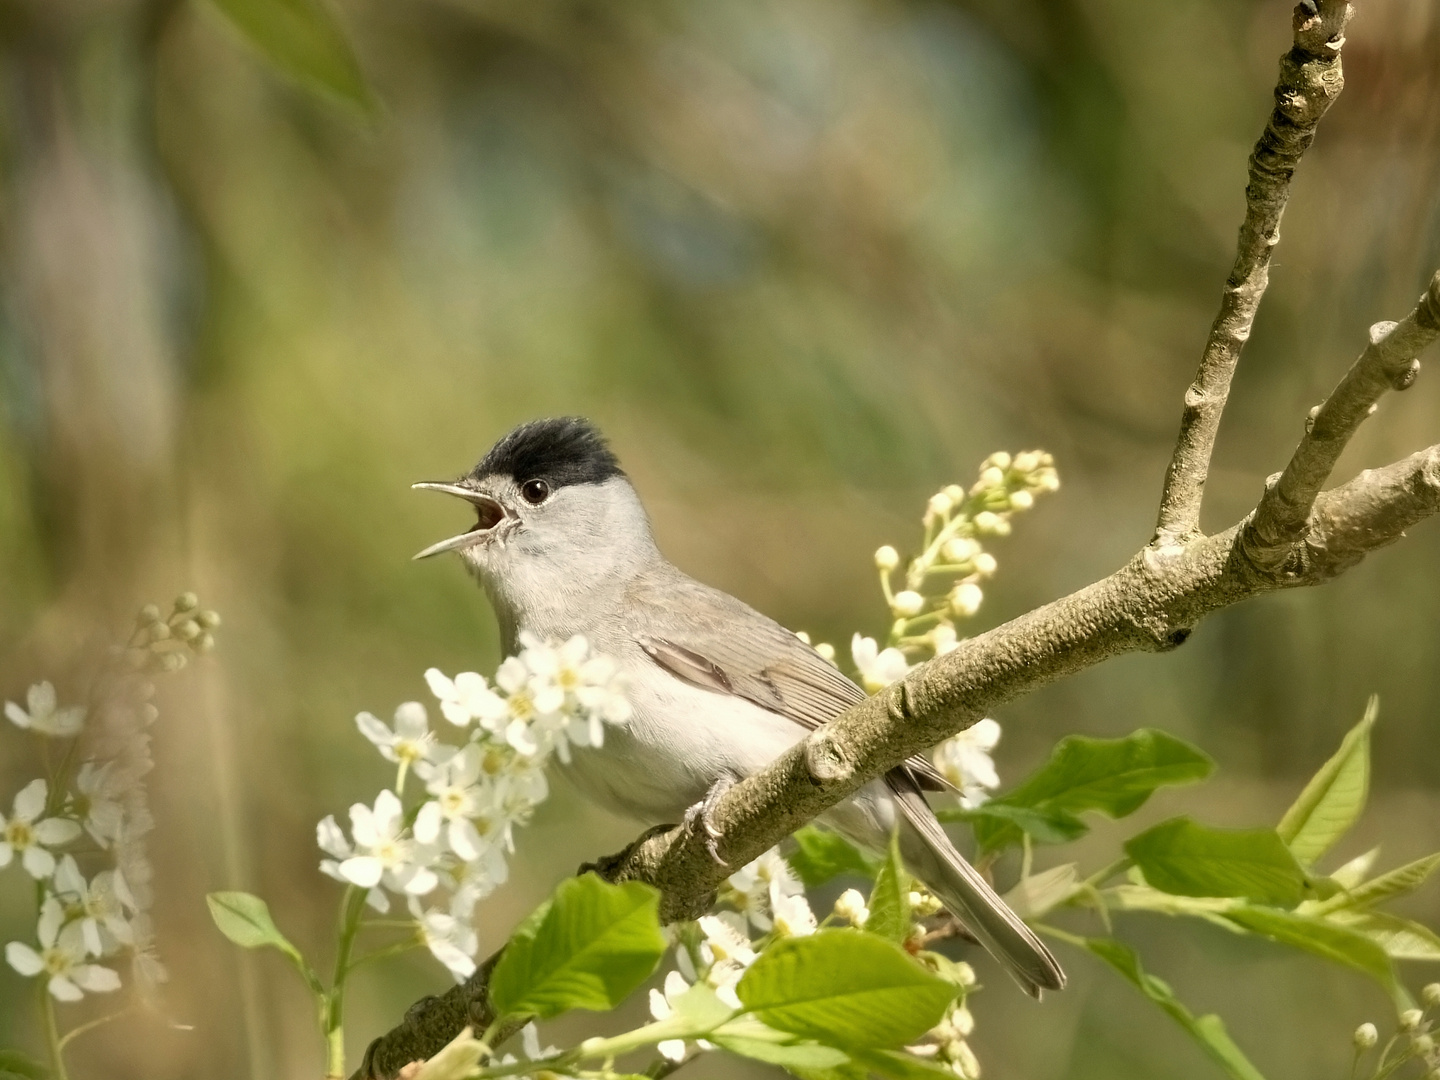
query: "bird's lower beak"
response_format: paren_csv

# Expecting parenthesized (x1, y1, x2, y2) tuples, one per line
(411, 482, 509, 560)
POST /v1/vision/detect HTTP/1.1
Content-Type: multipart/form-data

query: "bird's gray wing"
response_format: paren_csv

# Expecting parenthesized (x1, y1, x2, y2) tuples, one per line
(625, 570, 953, 792)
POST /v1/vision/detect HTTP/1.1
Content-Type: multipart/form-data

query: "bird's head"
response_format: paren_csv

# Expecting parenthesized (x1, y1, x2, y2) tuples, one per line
(412, 417, 657, 595)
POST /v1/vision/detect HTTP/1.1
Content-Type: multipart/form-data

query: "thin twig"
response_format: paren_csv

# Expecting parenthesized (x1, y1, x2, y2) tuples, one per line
(1154, 0, 1353, 545)
(1245, 272, 1440, 567)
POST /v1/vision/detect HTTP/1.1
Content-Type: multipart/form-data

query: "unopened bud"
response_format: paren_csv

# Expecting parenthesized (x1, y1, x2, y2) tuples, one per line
(909, 890, 943, 916)
(972, 552, 997, 576)
(139, 703, 160, 725)
(942, 537, 980, 563)
(815, 642, 836, 663)
(148, 622, 171, 642)
(892, 591, 925, 617)
(984, 452, 1012, 472)
(973, 511, 1007, 535)
(1424, 983, 1440, 1008)
(198, 610, 222, 629)
(1402, 1009, 1425, 1032)
(176, 620, 202, 642)
(137, 604, 162, 626)
(1354, 1023, 1378, 1049)
(950, 582, 983, 618)
(1413, 1033, 1435, 1056)
(1009, 489, 1034, 511)
(175, 592, 199, 612)
(1012, 451, 1041, 474)
(951, 1004, 975, 1037)
(977, 467, 1005, 490)
(1034, 470, 1060, 492)
(160, 651, 186, 672)
(953, 1041, 980, 1079)
(195, 632, 216, 653)
(834, 888, 869, 926)
(943, 484, 965, 503)
(930, 624, 958, 654)
(928, 492, 953, 517)
(874, 545, 900, 572)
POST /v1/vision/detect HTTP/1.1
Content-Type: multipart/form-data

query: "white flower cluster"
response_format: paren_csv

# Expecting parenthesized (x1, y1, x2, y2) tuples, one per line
(320, 633, 632, 980)
(650, 849, 817, 1063)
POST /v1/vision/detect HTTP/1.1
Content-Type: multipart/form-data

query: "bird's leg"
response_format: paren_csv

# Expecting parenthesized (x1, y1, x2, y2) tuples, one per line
(683, 774, 736, 866)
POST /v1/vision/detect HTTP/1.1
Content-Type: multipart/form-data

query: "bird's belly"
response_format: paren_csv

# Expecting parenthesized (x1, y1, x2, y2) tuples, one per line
(558, 669, 803, 825)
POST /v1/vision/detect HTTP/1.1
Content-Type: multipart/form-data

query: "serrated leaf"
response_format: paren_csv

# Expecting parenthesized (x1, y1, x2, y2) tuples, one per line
(205, 0, 372, 110)
(490, 874, 666, 1020)
(1277, 698, 1376, 866)
(1083, 937, 1268, 1080)
(790, 827, 879, 888)
(1328, 911, 1440, 962)
(736, 930, 958, 1050)
(1126, 819, 1312, 907)
(1224, 907, 1397, 989)
(865, 832, 911, 943)
(973, 729, 1212, 852)
(1002, 863, 1080, 919)
(1321, 853, 1440, 913)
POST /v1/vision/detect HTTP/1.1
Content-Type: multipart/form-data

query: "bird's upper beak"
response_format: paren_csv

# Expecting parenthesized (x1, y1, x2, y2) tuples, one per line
(411, 481, 510, 559)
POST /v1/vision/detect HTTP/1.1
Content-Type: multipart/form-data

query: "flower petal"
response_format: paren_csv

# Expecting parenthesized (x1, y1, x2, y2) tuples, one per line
(338, 856, 385, 888)
(73, 964, 121, 993)
(355, 711, 394, 748)
(5, 942, 43, 976)
(48, 976, 84, 1002)
(13, 779, 47, 822)
(35, 818, 82, 846)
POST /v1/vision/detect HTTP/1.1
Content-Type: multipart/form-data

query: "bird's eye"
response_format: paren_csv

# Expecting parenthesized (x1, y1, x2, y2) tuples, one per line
(521, 479, 551, 505)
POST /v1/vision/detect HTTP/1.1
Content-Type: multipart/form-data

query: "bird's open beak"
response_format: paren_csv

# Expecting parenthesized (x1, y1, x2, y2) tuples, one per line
(411, 482, 509, 560)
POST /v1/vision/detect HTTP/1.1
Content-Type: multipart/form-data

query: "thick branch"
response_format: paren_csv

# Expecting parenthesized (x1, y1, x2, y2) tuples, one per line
(1154, 0, 1353, 545)
(1245, 272, 1440, 567)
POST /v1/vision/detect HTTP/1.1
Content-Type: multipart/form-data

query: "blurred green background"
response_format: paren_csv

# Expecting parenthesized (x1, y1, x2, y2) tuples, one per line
(1, 0, 1438, 1076)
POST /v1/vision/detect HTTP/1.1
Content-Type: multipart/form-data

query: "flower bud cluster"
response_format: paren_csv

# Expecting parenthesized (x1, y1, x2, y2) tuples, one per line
(128, 594, 221, 673)
(871, 450, 1057, 671)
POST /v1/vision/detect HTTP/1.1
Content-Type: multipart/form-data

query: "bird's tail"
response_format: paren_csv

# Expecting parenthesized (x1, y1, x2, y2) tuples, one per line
(888, 778, 1066, 998)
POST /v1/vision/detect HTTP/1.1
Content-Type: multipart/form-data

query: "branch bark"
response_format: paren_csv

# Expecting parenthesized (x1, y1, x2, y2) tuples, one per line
(355, 3, 1440, 1075)
(1154, 0, 1353, 546)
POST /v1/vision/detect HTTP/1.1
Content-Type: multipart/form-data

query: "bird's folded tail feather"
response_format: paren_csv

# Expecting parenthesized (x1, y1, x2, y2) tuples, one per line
(887, 779, 1066, 998)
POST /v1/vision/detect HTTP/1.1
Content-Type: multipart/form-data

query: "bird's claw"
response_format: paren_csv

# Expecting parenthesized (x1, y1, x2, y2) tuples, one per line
(683, 775, 735, 867)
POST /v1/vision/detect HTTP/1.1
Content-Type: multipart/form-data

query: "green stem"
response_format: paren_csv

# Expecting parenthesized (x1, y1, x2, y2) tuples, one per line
(40, 983, 71, 1080)
(1080, 857, 1133, 891)
(345, 935, 422, 975)
(1032, 923, 1087, 948)
(57, 1007, 130, 1052)
(324, 887, 368, 1079)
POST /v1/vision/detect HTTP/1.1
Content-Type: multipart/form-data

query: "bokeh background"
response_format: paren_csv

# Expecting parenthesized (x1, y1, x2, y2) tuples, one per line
(1, 0, 1439, 1076)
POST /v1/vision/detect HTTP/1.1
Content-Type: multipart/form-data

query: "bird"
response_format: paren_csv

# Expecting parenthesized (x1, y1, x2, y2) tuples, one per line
(412, 416, 1065, 996)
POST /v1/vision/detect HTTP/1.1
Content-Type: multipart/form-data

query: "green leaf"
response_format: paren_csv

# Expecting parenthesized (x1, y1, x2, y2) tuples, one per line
(1328, 911, 1440, 962)
(1329, 848, 1380, 890)
(1002, 863, 1080, 920)
(1224, 907, 1397, 989)
(1083, 938, 1268, 1080)
(0, 1050, 48, 1080)
(711, 1031, 852, 1071)
(865, 832, 911, 943)
(974, 729, 1212, 851)
(946, 803, 1088, 846)
(789, 826, 879, 888)
(489, 874, 666, 1020)
(204, 0, 372, 110)
(1126, 818, 1312, 907)
(854, 1049, 962, 1080)
(1277, 697, 1376, 866)
(207, 892, 303, 961)
(1321, 853, 1440, 913)
(736, 930, 958, 1050)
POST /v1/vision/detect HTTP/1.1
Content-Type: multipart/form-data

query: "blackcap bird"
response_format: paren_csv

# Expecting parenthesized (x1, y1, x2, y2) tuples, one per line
(413, 416, 1064, 996)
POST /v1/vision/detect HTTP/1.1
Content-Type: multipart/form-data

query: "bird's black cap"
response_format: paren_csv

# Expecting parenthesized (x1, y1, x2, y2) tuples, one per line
(471, 417, 624, 489)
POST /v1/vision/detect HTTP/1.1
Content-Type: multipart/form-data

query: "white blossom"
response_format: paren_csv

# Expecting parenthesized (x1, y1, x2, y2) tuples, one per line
(5, 898, 121, 1001)
(772, 893, 818, 938)
(424, 669, 492, 728)
(0, 780, 82, 879)
(726, 848, 803, 931)
(414, 745, 491, 862)
(891, 590, 925, 617)
(4, 682, 85, 738)
(52, 856, 134, 957)
(851, 634, 910, 694)
(336, 790, 438, 896)
(649, 969, 697, 1062)
(409, 897, 478, 981)
(357, 704, 450, 790)
(74, 761, 126, 847)
(933, 718, 1002, 808)
(949, 582, 983, 618)
(834, 888, 870, 927)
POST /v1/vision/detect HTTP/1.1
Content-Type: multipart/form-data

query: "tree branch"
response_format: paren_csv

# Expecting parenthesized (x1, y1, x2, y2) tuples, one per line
(1154, 0, 1353, 546)
(1245, 272, 1440, 568)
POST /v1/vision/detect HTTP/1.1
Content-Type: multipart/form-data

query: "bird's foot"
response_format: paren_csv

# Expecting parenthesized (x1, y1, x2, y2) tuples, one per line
(682, 775, 735, 867)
